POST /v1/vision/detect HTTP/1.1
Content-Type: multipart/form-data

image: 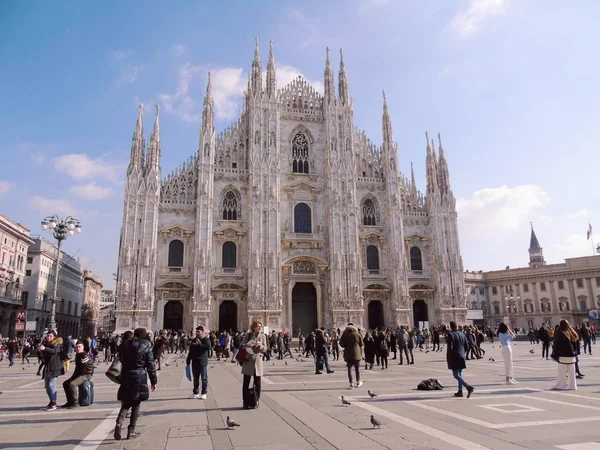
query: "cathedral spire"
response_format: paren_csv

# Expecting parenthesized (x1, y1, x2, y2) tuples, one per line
(250, 37, 262, 96)
(266, 40, 277, 98)
(338, 48, 349, 106)
(410, 161, 417, 196)
(201, 72, 214, 135)
(437, 132, 451, 193)
(382, 90, 394, 146)
(425, 132, 438, 194)
(146, 105, 161, 171)
(528, 223, 546, 267)
(128, 104, 145, 175)
(324, 47, 335, 105)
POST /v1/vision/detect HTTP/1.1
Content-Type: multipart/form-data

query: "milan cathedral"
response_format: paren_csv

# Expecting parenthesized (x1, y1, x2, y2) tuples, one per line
(114, 39, 467, 334)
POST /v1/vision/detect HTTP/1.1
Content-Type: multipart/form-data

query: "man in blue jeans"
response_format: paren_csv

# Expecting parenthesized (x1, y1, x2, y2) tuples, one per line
(445, 321, 474, 398)
(186, 326, 211, 400)
(315, 328, 334, 375)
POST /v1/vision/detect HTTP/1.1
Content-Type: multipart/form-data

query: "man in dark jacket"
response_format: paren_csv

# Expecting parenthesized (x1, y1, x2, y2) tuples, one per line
(339, 323, 363, 389)
(39, 330, 64, 410)
(114, 328, 157, 440)
(445, 322, 474, 398)
(61, 341, 95, 408)
(315, 328, 334, 375)
(186, 326, 211, 400)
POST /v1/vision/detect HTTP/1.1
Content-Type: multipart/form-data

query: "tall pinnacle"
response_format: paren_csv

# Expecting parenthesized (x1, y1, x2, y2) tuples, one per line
(528, 222, 546, 267)
(338, 48, 349, 105)
(382, 90, 393, 147)
(202, 71, 214, 134)
(324, 47, 335, 105)
(437, 132, 451, 193)
(251, 37, 262, 95)
(529, 223, 541, 249)
(410, 161, 417, 196)
(128, 104, 145, 174)
(425, 132, 438, 194)
(266, 40, 277, 98)
(147, 105, 161, 170)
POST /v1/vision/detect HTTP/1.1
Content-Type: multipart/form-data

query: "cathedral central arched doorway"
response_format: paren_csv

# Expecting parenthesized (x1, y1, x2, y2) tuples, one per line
(368, 300, 384, 330)
(292, 282, 317, 336)
(219, 301, 237, 332)
(413, 299, 428, 329)
(163, 300, 183, 330)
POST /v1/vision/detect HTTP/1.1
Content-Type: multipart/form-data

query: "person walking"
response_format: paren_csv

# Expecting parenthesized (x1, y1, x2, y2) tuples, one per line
(580, 323, 592, 355)
(551, 320, 578, 391)
(339, 323, 363, 389)
(378, 330, 389, 370)
(240, 320, 267, 409)
(315, 328, 334, 374)
(539, 323, 551, 360)
(396, 326, 410, 365)
(445, 322, 474, 398)
(38, 330, 64, 410)
(363, 332, 376, 370)
(114, 328, 158, 440)
(497, 323, 517, 384)
(186, 326, 211, 400)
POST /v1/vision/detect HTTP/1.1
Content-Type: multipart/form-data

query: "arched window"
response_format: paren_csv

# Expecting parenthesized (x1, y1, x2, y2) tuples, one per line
(362, 198, 377, 226)
(222, 190, 239, 220)
(366, 245, 379, 270)
(292, 133, 309, 174)
(410, 247, 423, 271)
(222, 242, 237, 268)
(294, 203, 312, 233)
(471, 301, 478, 310)
(168, 240, 184, 267)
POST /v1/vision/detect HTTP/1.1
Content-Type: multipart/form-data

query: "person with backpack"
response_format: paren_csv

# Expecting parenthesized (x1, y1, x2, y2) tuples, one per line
(186, 326, 211, 400)
(38, 330, 64, 411)
(378, 330, 390, 370)
(61, 341, 95, 408)
(339, 323, 363, 389)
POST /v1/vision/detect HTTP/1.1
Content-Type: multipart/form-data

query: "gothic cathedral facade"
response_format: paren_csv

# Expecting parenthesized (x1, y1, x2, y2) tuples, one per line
(114, 40, 467, 334)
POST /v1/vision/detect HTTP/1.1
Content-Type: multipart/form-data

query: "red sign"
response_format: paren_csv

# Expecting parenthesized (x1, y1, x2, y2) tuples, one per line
(16, 310, 25, 321)
(15, 321, 25, 332)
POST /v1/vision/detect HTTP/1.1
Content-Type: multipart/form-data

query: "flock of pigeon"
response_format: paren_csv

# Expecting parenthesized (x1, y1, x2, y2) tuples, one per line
(340, 390, 384, 428)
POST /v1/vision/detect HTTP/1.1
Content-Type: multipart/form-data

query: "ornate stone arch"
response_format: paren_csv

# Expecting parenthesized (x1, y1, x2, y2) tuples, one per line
(360, 195, 380, 226)
(289, 125, 314, 174)
(220, 186, 241, 220)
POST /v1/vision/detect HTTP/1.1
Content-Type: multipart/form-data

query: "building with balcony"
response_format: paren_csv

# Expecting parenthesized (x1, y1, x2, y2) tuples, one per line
(22, 237, 83, 336)
(0, 214, 35, 337)
(80, 270, 103, 337)
(465, 226, 600, 330)
(98, 289, 116, 335)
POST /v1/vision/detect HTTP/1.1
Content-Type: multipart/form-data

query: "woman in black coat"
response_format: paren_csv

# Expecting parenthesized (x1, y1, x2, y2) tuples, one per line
(363, 332, 376, 370)
(114, 328, 158, 440)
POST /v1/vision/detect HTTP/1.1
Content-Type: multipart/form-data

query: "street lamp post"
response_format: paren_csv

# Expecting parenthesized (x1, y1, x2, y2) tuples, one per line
(40, 215, 82, 332)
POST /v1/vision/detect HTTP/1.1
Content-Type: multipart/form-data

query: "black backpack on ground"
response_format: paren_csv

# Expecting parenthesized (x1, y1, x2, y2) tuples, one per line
(417, 378, 444, 390)
(244, 386, 258, 409)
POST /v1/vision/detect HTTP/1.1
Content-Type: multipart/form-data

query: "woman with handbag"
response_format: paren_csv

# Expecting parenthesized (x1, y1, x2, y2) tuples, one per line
(114, 328, 158, 440)
(240, 320, 267, 409)
(552, 320, 578, 390)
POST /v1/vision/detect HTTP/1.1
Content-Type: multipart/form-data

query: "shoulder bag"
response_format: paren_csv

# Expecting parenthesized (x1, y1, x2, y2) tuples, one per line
(105, 357, 122, 384)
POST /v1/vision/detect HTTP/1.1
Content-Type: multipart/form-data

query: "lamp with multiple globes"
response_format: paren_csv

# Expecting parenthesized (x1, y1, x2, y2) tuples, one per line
(40, 215, 83, 333)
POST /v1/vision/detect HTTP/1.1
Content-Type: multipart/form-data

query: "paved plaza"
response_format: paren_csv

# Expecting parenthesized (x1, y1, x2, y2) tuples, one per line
(2, 342, 600, 449)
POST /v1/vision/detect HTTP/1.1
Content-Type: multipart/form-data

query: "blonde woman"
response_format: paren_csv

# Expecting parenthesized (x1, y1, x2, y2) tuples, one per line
(240, 320, 267, 409)
(552, 320, 578, 390)
(497, 323, 517, 384)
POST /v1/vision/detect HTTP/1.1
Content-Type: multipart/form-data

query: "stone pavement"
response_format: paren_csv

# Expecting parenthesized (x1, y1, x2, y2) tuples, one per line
(2, 342, 600, 449)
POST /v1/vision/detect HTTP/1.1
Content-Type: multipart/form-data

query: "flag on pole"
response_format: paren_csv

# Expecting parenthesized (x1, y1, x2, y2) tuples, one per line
(587, 223, 593, 240)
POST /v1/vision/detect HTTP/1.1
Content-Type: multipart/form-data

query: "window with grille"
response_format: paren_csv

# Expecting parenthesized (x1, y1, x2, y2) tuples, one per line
(294, 203, 312, 233)
(523, 284, 529, 292)
(222, 242, 237, 268)
(492, 286, 498, 295)
(366, 245, 379, 270)
(576, 279, 584, 288)
(292, 133, 309, 174)
(558, 280, 564, 290)
(222, 190, 239, 220)
(168, 240, 184, 267)
(410, 247, 422, 271)
(362, 198, 377, 226)
(540, 282, 546, 291)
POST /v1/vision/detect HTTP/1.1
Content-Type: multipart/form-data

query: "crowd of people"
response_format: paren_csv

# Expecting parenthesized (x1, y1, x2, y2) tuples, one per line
(0, 318, 595, 440)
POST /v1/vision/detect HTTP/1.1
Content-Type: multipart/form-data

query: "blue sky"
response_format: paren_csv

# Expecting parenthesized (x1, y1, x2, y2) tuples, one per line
(1, 0, 599, 289)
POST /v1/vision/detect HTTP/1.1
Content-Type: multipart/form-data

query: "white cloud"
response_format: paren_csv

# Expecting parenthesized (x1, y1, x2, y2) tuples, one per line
(0, 181, 14, 195)
(27, 195, 80, 216)
(210, 67, 246, 120)
(69, 182, 114, 200)
(275, 64, 325, 94)
(457, 184, 549, 237)
(561, 208, 590, 222)
(449, 0, 508, 39)
(117, 65, 144, 84)
(158, 63, 204, 123)
(171, 44, 186, 57)
(53, 154, 123, 182)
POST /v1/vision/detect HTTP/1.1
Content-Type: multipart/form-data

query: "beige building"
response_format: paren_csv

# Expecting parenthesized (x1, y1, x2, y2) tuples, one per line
(81, 270, 103, 337)
(98, 289, 116, 334)
(0, 214, 35, 337)
(465, 227, 600, 329)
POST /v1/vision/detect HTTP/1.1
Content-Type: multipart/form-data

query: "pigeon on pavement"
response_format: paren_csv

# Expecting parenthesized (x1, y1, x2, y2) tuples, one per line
(370, 415, 383, 428)
(368, 390, 378, 399)
(341, 396, 351, 406)
(530, 349, 535, 354)
(226, 416, 240, 429)
(285, 361, 288, 365)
